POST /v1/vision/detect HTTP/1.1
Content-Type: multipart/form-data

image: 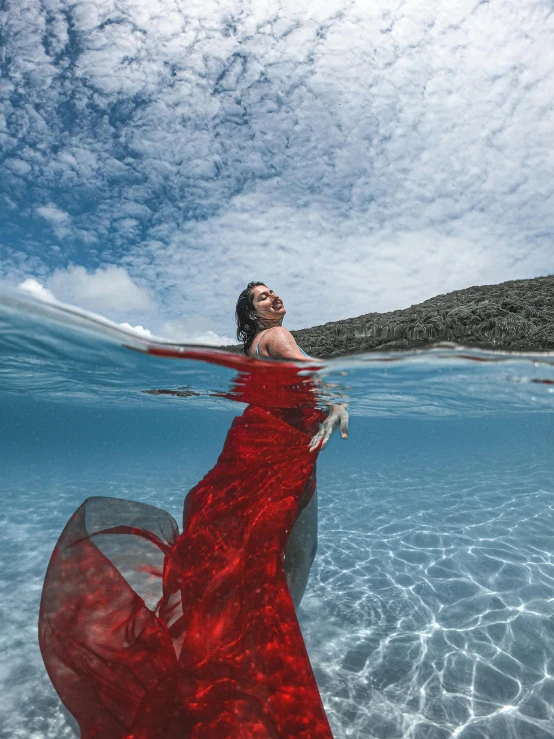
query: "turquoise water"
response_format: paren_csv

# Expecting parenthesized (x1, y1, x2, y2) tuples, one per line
(2, 287, 554, 739)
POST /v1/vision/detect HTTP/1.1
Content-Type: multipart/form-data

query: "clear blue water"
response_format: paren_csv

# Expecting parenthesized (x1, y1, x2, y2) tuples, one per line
(2, 287, 554, 739)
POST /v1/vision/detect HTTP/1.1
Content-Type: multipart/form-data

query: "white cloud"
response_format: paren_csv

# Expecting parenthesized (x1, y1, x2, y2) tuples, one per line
(157, 315, 235, 345)
(36, 204, 72, 239)
(15, 274, 236, 345)
(5, 159, 32, 176)
(126, 190, 547, 334)
(46, 265, 155, 317)
(118, 322, 153, 339)
(17, 277, 55, 302)
(16, 275, 162, 341)
(193, 331, 235, 346)
(161, 326, 235, 345)
(1, 0, 554, 330)
(36, 205, 70, 225)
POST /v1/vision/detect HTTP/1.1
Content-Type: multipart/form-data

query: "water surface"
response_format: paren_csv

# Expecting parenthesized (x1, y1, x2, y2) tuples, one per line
(1, 288, 554, 739)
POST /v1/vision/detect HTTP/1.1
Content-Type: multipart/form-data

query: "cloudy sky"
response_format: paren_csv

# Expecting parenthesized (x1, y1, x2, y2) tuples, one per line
(1, 0, 553, 341)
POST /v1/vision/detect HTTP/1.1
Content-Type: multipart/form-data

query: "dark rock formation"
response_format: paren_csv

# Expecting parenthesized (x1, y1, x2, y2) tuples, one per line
(224, 275, 554, 358)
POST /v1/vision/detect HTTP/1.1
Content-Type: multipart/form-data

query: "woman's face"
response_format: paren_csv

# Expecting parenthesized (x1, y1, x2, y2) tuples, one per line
(251, 284, 286, 323)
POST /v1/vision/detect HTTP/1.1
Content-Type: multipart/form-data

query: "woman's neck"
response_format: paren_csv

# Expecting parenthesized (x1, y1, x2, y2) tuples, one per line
(257, 318, 283, 331)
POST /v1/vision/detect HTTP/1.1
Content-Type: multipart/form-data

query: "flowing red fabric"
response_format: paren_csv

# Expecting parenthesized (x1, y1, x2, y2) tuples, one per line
(39, 351, 333, 739)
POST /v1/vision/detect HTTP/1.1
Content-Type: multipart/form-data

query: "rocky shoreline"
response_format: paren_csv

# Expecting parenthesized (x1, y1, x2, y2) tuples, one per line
(225, 275, 554, 358)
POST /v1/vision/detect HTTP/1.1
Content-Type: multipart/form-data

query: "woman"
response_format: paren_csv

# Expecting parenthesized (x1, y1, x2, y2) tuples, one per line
(236, 281, 348, 605)
(236, 280, 349, 447)
(39, 283, 347, 739)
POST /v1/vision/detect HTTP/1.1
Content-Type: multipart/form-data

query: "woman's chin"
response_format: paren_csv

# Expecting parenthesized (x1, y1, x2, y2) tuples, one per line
(264, 307, 286, 320)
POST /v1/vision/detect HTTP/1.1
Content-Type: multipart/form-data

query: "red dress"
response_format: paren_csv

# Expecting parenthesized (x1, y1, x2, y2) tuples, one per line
(39, 349, 333, 739)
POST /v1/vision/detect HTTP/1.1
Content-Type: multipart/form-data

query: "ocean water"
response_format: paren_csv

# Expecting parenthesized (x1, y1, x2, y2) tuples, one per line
(2, 287, 554, 739)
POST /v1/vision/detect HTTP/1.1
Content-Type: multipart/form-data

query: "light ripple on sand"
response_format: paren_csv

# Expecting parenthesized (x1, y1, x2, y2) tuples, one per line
(2, 463, 554, 738)
(299, 461, 554, 739)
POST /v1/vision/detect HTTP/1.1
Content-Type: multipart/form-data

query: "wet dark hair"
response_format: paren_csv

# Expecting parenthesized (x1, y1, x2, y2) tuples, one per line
(235, 281, 266, 355)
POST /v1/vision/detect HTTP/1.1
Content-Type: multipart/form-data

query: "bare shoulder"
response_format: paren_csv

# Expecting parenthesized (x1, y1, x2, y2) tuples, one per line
(255, 326, 291, 354)
(264, 326, 295, 346)
(266, 326, 294, 340)
(264, 326, 306, 360)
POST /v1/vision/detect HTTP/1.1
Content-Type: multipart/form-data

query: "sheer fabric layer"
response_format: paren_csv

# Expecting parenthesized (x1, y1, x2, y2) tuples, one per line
(39, 404, 332, 739)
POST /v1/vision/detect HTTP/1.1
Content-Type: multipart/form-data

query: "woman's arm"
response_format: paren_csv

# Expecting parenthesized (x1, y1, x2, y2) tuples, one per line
(259, 327, 349, 450)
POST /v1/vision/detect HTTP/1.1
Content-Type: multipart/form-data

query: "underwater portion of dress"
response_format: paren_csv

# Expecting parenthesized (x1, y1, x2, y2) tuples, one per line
(39, 353, 333, 739)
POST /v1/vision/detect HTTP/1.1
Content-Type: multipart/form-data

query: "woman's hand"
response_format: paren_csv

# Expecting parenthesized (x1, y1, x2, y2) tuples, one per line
(309, 403, 349, 452)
